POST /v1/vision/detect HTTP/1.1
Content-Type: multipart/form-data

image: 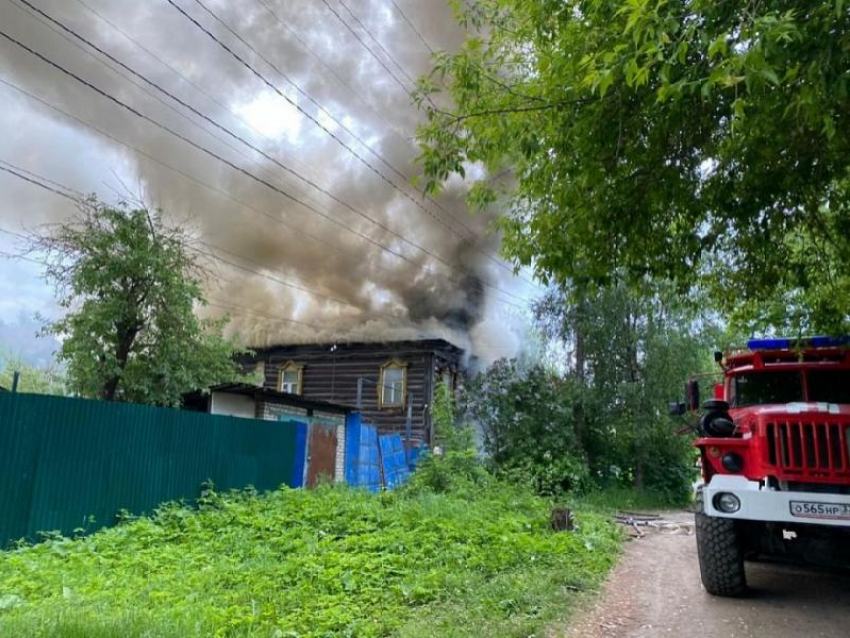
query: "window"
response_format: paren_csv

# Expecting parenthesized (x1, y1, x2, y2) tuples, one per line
(379, 359, 407, 408)
(277, 361, 303, 395)
(732, 371, 803, 407)
(807, 370, 850, 404)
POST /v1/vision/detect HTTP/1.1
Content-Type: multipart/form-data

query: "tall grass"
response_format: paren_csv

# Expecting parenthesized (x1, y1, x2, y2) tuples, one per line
(0, 481, 620, 637)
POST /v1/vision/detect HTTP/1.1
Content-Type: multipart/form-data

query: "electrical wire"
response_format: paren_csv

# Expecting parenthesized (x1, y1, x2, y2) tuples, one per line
(253, 0, 411, 140)
(175, 0, 539, 289)
(0, 76, 529, 312)
(0, 156, 361, 311)
(0, 165, 328, 330)
(168, 0, 476, 243)
(388, 0, 434, 55)
(206, 299, 316, 329)
(337, 0, 418, 86)
(317, 0, 539, 287)
(12, 0, 532, 302)
(318, 0, 411, 95)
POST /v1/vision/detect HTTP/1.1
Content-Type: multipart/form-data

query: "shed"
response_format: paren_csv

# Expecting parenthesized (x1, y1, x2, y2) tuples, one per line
(183, 383, 354, 486)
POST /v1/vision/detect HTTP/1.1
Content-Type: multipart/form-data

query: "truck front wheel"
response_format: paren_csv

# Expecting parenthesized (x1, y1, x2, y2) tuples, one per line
(695, 491, 747, 597)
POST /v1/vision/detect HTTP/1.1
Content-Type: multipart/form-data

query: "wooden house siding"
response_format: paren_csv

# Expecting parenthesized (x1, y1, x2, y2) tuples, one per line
(249, 340, 464, 444)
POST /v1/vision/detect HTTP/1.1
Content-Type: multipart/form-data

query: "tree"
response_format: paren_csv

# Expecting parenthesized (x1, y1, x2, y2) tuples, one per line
(464, 359, 590, 495)
(416, 0, 850, 332)
(534, 283, 716, 500)
(32, 199, 244, 406)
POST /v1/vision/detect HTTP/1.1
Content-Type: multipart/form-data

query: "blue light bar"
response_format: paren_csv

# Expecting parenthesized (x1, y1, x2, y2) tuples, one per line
(748, 336, 850, 350)
(747, 338, 790, 350)
(808, 336, 850, 347)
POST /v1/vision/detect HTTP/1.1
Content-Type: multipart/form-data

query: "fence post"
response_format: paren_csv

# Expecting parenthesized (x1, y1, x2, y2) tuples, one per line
(11, 371, 20, 393)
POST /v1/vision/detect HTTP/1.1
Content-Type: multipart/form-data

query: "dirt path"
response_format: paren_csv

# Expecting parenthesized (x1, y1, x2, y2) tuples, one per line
(561, 511, 850, 638)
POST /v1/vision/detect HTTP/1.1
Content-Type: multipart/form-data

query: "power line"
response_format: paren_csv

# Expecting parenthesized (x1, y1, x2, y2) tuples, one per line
(15, 0, 521, 300)
(0, 155, 361, 311)
(0, 161, 344, 328)
(250, 0, 523, 280)
(8, 0, 329, 221)
(0, 77, 529, 312)
(0, 30, 427, 267)
(10, 0, 327, 210)
(337, 0, 418, 86)
(20, 0, 538, 292)
(388, 0, 434, 55)
(1, 16, 534, 303)
(167, 0, 476, 244)
(172, 0, 538, 292)
(318, 0, 411, 95)
(317, 0, 539, 287)
(193, 243, 360, 310)
(71, 0, 314, 179)
(192, 0, 414, 180)
(69, 0, 461, 267)
(0, 163, 79, 203)
(147, 2, 534, 301)
(253, 0, 411, 141)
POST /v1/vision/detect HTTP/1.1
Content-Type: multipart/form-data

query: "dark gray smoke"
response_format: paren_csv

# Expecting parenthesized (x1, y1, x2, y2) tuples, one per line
(0, 0, 534, 363)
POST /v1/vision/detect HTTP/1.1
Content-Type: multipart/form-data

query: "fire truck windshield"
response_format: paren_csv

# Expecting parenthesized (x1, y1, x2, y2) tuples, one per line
(732, 371, 803, 407)
(731, 369, 850, 406)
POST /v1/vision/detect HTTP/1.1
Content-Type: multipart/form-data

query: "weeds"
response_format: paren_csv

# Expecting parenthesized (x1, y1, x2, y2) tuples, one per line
(0, 481, 620, 637)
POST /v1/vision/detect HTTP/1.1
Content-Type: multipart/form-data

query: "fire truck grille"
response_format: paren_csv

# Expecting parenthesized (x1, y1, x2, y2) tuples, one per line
(764, 421, 850, 479)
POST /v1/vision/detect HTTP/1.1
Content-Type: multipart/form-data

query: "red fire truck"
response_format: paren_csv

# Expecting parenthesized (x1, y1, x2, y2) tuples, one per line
(687, 337, 850, 596)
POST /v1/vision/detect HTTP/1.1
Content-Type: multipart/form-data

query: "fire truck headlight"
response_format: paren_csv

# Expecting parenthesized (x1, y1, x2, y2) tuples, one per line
(721, 452, 744, 473)
(714, 492, 741, 514)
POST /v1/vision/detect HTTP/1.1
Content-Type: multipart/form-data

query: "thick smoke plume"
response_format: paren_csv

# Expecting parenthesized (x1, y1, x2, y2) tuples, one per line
(0, 0, 534, 364)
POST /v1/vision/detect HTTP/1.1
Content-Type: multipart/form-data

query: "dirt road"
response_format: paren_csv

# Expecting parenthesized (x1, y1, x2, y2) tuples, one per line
(563, 511, 850, 638)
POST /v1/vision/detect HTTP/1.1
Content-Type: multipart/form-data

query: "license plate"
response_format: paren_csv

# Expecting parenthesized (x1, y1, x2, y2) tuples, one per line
(789, 500, 850, 521)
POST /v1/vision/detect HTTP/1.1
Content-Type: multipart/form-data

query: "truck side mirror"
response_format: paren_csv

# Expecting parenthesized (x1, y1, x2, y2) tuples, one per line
(669, 401, 686, 416)
(685, 380, 700, 412)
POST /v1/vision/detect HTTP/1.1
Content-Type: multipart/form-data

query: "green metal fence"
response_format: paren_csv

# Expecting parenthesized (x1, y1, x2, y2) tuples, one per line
(0, 392, 304, 547)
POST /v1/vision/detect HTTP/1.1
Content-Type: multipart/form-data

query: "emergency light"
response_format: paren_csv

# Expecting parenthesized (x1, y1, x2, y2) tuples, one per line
(747, 336, 850, 350)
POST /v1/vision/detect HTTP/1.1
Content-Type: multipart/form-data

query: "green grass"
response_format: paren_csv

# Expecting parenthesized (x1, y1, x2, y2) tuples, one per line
(0, 481, 621, 637)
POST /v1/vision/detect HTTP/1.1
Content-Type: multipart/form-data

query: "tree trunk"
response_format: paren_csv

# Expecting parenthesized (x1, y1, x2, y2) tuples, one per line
(100, 321, 140, 401)
(572, 291, 587, 445)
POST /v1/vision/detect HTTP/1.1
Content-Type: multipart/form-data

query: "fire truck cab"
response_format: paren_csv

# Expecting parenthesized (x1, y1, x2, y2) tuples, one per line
(691, 337, 850, 596)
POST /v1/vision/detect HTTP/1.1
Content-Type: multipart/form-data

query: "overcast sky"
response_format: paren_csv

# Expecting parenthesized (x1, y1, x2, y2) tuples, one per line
(0, 0, 539, 365)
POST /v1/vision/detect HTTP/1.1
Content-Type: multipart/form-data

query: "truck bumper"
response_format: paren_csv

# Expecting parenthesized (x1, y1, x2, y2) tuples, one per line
(702, 475, 850, 528)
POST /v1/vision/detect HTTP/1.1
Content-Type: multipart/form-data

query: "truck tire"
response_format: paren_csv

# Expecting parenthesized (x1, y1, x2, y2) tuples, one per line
(695, 490, 747, 597)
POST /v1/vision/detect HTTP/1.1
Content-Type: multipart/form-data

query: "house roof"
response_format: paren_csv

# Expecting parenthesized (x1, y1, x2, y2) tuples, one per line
(186, 383, 353, 414)
(251, 338, 465, 357)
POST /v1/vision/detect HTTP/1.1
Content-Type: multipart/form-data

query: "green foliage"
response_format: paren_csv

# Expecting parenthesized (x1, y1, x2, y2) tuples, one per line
(0, 350, 65, 395)
(34, 200, 246, 407)
(416, 0, 850, 333)
(464, 284, 710, 505)
(465, 360, 590, 496)
(409, 382, 489, 494)
(541, 284, 708, 504)
(0, 482, 620, 637)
